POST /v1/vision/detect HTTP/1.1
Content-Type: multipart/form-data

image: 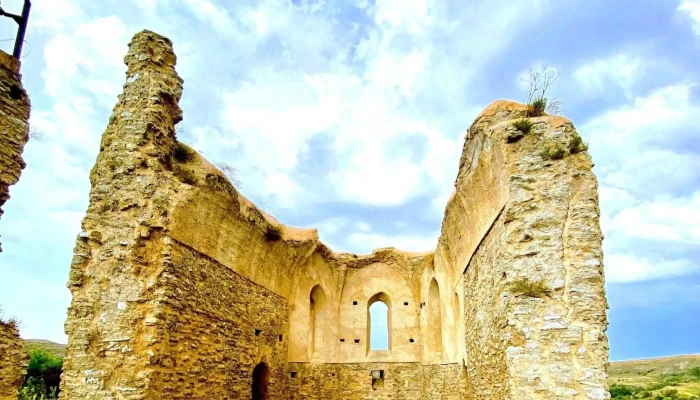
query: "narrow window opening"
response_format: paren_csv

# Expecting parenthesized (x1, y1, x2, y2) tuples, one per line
(353, 301, 358, 305)
(252, 362, 270, 400)
(371, 370, 385, 390)
(339, 338, 345, 342)
(255, 329, 262, 336)
(428, 279, 443, 356)
(309, 285, 327, 361)
(290, 371, 297, 378)
(278, 334, 283, 342)
(368, 300, 389, 350)
(404, 301, 408, 306)
(354, 339, 360, 344)
(409, 338, 415, 343)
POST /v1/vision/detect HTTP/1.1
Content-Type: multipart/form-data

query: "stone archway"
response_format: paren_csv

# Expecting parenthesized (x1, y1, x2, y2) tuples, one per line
(251, 362, 270, 400)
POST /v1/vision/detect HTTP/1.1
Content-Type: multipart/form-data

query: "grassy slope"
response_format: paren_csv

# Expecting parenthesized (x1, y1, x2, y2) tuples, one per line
(23, 339, 66, 358)
(609, 355, 700, 398)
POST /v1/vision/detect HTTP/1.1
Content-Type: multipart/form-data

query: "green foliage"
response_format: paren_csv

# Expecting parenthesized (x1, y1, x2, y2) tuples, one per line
(265, 224, 283, 241)
(19, 349, 63, 399)
(512, 118, 534, 134)
(510, 278, 548, 297)
(610, 384, 635, 397)
(540, 146, 567, 160)
(173, 141, 194, 163)
(528, 97, 547, 117)
(609, 364, 700, 399)
(569, 136, 589, 154)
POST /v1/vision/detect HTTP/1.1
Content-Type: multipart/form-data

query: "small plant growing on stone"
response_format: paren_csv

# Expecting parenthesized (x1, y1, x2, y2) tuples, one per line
(550, 147, 567, 160)
(510, 278, 548, 297)
(522, 65, 560, 117)
(569, 136, 588, 154)
(512, 118, 534, 134)
(540, 146, 567, 160)
(265, 224, 283, 241)
(214, 161, 241, 189)
(529, 98, 547, 117)
(173, 142, 194, 163)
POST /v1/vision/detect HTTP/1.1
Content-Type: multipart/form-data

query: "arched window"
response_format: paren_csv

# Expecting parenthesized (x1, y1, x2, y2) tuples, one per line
(428, 279, 442, 355)
(309, 285, 326, 361)
(367, 292, 391, 354)
(252, 362, 270, 400)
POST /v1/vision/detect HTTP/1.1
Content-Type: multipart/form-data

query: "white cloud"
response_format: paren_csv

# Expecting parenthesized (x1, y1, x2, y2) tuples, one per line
(605, 253, 699, 283)
(679, 0, 700, 35)
(583, 84, 700, 195)
(347, 231, 436, 253)
(572, 54, 646, 97)
(609, 192, 700, 245)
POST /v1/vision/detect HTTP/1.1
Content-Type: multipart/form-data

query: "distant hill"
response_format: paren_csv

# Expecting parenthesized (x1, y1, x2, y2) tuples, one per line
(609, 354, 700, 398)
(24, 339, 66, 358)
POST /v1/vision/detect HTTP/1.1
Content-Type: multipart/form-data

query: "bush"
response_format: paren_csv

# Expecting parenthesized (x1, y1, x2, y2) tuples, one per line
(529, 98, 547, 117)
(540, 146, 567, 160)
(569, 136, 588, 154)
(19, 349, 63, 399)
(265, 224, 283, 241)
(610, 384, 634, 397)
(512, 118, 534, 134)
(173, 142, 194, 163)
(510, 278, 548, 297)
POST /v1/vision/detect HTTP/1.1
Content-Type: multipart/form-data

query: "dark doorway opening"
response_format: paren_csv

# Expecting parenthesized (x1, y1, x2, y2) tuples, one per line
(252, 362, 270, 400)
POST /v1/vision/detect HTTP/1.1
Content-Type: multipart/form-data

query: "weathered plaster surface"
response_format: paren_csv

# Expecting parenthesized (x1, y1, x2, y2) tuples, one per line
(0, 49, 30, 253)
(60, 30, 610, 399)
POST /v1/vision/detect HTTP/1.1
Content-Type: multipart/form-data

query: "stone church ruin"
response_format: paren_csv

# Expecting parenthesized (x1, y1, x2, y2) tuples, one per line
(59, 30, 611, 399)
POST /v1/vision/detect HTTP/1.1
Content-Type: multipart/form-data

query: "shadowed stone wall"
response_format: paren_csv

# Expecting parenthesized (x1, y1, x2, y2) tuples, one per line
(0, 321, 28, 400)
(0, 49, 31, 252)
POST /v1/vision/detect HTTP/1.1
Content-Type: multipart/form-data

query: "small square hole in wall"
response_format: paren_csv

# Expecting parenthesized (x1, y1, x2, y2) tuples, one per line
(353, 301, 358, 305)
(371, 370, 385, 390)
(340, 338, 345, 342)
(354, 339, 360, 344)
(279, 334, 283, 342)
(255, 329, 262, 336)
(409, 338, 415, 343)
(290, 371, 297, 378)
(404, 301, 409, 306)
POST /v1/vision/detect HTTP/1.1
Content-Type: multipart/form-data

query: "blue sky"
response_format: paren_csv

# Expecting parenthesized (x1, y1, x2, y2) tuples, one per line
(0, 0, 698, 362)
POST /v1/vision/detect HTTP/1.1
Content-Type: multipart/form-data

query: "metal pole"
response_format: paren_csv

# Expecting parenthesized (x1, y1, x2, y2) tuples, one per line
(12, 0, 30, 59)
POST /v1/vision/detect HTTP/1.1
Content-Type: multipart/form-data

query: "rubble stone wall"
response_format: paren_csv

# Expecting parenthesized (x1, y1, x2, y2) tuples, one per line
(453, 103, 611, 399)
(286, 362, 464, 399)
(0, 321, 28, 400)
(0, 50, 31, 252)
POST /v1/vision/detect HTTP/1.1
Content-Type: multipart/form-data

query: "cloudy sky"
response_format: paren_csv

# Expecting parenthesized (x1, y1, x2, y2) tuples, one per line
(0, 0, 698, 361)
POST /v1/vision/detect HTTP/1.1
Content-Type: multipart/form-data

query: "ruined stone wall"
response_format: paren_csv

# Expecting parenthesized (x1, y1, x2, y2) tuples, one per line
(61, 29, 610, 400)
(452, 102, 610, 399)
(60, 31, 185, 399)
(287, 362, 464, 399)
(158, 243, 289, 398)
(0, 50, 31, 252)
(0, 321, 28, 400)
